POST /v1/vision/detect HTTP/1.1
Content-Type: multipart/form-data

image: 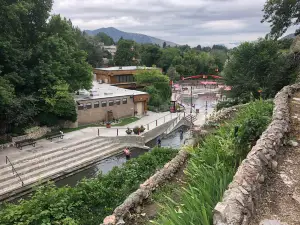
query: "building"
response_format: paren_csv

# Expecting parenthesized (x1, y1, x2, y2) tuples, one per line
(103, 45, 117, 57)
(93, 66, 161, 89)
(74, 81, 149, 125)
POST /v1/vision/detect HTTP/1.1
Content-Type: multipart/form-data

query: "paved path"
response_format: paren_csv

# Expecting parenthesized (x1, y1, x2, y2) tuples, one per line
(250, 93, 300, 225)
(0, 111, 178, 166)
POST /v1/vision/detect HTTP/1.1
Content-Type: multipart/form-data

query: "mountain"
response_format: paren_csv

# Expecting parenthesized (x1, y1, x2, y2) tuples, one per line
(281, 33, 297, 40)
(84, 27, 178, 47)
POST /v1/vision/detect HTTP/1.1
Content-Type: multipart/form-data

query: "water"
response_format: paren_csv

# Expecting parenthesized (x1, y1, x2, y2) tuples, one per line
(57, 92, 217, 188)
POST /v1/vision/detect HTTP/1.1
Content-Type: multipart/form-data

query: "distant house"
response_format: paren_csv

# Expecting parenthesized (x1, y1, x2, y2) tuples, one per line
(93, 66, 161, 89)
(103, 45, 117, 57)
(74, 81, 149, 125)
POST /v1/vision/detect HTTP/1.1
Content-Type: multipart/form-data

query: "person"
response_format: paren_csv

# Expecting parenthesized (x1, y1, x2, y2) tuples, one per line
(179, 128, 184, 140)
(157, 137, 162, 147)
(124, 147, 131, 160)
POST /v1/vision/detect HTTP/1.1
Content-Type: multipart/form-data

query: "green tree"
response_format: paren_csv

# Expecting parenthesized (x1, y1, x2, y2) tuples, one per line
(167, 66, 180, 81)
(95, 32, 115, 45)
(158, 48, 181, 72)
(262, 0, 300, 38)
(140, 44, 162, 67)
(223, 39, 297, 99)
(114, 39, 139, 66)
(163, 41, 167, 48)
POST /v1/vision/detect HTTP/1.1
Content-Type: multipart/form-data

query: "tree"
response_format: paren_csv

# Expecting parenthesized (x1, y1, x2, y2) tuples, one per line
(163, 41, 167, 48)
(140, 44, 162, 67)
(194, 45, 202, 51)
(114, 39, 139, 66)
(158, 48, 181, 72)
(135, 69, 171, 109)
(95, 32, 114, 45)
(262, 0, 300, 39)
(167, 66, 180, 81)
(223, 39, 297, 100)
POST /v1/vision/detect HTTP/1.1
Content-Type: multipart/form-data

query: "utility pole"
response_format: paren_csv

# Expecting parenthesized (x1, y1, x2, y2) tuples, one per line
(190, 85, 193, 114)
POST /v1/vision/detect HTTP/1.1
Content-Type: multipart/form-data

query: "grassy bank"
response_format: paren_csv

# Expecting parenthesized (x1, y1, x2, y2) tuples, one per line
(151, 100, 273, 225)
(0, 148, 178, 225)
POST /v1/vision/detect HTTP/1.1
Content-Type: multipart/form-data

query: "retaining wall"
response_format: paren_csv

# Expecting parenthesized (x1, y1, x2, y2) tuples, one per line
(213, 84, 300, 225)
(101, 149, 189, 225)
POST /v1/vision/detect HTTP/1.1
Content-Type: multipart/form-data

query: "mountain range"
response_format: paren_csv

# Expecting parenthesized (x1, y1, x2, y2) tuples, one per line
(84, 27, 178, 47)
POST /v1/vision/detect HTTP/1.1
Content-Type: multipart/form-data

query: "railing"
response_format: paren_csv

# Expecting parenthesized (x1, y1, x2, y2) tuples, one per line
(97, 112, 190, 137)
(6, 156, 24, 186)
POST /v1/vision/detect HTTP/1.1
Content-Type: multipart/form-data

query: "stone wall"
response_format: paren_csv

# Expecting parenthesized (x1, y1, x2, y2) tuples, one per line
(213, 84, 300, 225)
(101, 149, 189, 225)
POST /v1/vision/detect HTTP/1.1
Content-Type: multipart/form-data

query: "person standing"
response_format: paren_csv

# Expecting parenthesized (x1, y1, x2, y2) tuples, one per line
(179, 128, 184, 140)
(124, 147, 131, 160)
(157, 137, 162, 147)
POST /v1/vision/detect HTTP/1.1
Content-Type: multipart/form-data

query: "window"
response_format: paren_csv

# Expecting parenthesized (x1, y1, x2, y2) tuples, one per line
(101, 101, 107, 107)
(115, 99, 121, 105)
(109, 100, 114, 106)
(78, 103, 84, 110)
(122, 98, 127, 104)
(94, 101, 99, 108)
(86, 102, 92, 109)
(116, 75, 134, 83)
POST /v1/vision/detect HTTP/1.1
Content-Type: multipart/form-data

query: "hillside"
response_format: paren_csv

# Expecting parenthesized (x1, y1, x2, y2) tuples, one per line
(85, 27, 178, 47)
(281, 33, 297, 40)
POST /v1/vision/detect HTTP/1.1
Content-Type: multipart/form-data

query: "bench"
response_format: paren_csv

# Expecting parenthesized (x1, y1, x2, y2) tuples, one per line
(46, 132, 64, 142)
(15, 139, 36, 150)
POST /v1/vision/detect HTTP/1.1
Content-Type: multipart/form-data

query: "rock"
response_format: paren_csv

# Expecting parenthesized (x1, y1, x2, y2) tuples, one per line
(292, 187, 300, 205)
(103, 215, 116, 225)
(116, 218, 125, 225)
(259, 219, 288, 225)
(141, 213, 146, 217)
(287, 140, 299, 147)
(135, 206, 142, 214)
(271, 161, 278, 170)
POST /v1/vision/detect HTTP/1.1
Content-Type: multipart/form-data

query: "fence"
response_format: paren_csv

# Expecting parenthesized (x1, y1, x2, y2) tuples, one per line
(97, 112, 191, 137)
(6, 156, 24, 187)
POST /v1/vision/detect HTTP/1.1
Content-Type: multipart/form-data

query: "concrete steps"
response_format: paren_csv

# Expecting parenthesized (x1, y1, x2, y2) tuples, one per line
(0, 137, 126, 197)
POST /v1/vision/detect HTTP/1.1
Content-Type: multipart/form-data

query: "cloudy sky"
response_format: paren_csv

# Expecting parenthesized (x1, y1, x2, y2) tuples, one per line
(52, 0, 296, 47)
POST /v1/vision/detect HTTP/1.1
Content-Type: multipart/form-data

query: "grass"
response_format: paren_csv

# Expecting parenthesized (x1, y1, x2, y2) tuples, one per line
(150, 100, 274, 225)
(112, 117, 139, 126)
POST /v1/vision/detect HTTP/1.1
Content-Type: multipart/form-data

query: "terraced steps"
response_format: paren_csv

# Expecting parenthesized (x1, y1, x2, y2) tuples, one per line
(0, 137, 126, 198)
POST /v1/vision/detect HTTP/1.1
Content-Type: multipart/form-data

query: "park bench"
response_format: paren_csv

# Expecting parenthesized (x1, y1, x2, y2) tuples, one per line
(46, 132, 64, 142)
(15, 139, 36, 150)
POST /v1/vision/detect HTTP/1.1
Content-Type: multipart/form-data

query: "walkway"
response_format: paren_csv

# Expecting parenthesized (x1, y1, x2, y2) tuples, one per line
(250, 93, 300, 225)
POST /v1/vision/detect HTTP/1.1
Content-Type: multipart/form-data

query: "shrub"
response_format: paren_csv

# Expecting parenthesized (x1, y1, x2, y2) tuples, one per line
(133, 126, 140, 134)
(152, 100, 273, 225)
(0, 148, 178, 225)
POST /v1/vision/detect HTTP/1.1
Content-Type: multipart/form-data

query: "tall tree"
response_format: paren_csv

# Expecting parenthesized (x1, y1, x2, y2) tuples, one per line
(95, 32, 115, 45)
(114, 39, 139, 66)
(163, 41, 167, 48)
(140, 44, 162, 67)
(223, 39, 297, 99)
(262, 0, 300, 38)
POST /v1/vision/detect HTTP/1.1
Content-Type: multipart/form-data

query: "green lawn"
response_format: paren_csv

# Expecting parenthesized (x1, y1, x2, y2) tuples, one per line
(112, 117, 139, 126)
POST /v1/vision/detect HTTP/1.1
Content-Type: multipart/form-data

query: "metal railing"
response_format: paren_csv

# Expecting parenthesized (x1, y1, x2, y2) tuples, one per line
(6, 156, 24, 186)
(97, 111, 191, 137)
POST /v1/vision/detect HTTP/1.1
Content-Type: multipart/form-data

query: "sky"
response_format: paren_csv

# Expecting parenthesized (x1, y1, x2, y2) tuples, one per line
(52, 0, 297, 48)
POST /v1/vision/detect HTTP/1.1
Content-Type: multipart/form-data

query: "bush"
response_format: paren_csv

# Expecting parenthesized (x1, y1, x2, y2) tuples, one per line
(152, 100, 273, 225)
(133, 126, 140, 134)
(0, 148, 178, 225)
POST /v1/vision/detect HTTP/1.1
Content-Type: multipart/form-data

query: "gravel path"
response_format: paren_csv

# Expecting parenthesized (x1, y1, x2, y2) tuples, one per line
(250, 93, 300, 225)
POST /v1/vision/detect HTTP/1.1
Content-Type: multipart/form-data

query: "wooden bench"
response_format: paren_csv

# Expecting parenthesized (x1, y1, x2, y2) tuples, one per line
(46, 132, 64, 142)
(15, 139, 36, 150)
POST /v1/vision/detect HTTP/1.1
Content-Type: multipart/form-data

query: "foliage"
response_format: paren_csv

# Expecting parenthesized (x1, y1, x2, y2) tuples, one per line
(95, 32, 115, 45)
(0, 1, 93, 134)
(140, 44, 162, 67)
(158, 48, 181, 72)
(167, 67, 180, 81)
(133, 126, 140, 134)
(114, 39, 139, 66)
(262, 0, 300, 39)
(0, 148, 178, 225)
(223, 38, 298, 99)
(152, 100, 273, 225)
(135, 69, 171, 111)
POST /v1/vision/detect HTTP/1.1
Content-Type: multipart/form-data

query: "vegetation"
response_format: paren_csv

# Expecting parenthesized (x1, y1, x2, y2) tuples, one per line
(0, 147, 178, 225)
(114, 39, 139, 66)
(135, 69, 172, 111)
(262, 0, 300, 38)
(95, 32, 115, 45)
(223, 38, 298, 101)
(152, 100, 273, 225)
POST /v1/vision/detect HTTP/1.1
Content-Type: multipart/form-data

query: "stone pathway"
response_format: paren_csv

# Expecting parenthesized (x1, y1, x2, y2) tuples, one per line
(250, 93, 300, 225)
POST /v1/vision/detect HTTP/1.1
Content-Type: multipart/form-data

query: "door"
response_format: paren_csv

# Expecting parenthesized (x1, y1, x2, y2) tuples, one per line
(136, 102, 143, 116)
